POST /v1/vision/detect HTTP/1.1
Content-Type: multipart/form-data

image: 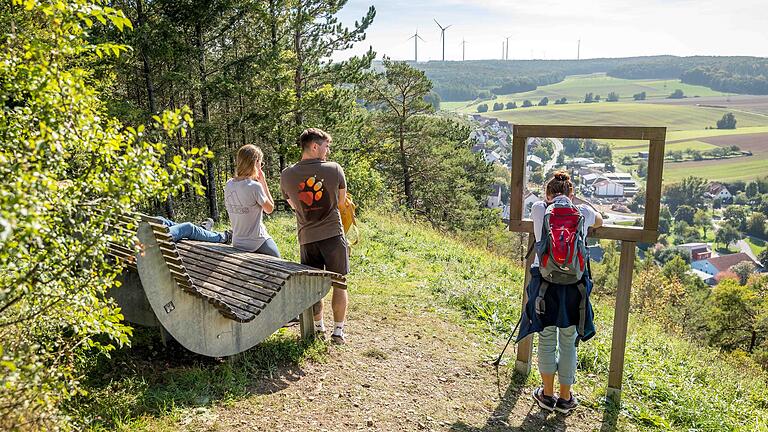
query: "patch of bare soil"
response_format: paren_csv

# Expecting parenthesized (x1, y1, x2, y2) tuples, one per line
(178, 306, 608, 432)
(699, 133, 768, 153)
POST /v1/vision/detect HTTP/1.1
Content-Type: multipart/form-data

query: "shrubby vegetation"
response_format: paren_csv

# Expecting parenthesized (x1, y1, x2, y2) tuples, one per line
(1, 0, 499, 427)
(0, 2, 209, 428)
(717, 112, 737, 129)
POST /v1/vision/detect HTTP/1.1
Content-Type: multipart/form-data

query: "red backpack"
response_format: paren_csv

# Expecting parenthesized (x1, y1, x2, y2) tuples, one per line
(537, 199, 588, 285)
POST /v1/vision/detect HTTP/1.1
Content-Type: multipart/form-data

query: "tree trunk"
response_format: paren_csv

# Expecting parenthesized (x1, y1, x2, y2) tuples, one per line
(136, 0, 157, 116)
(137, 0, 174, 218)
(398, 122, 412, 207)
(271, 0, 287, 172)
(290, 0, 303, 172)
(196, 23, 219, 221)
(749, 330, 757, 353)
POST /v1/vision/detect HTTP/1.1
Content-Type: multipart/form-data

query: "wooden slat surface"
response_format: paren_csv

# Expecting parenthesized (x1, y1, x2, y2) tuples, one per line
(109, 217, 343, 323)
(175, 243, 289, 283)
(184, 263, 276, 303)
(183, 241, 345, 283)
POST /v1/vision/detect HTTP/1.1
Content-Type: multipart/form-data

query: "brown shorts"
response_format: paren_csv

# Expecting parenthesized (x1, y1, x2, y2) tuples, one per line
(300, 235, 349, 280)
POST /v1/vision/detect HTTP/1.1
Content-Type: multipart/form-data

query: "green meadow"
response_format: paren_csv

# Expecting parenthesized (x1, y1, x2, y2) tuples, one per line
(469, 102, 768, 131)
(452, 73, 730, 113)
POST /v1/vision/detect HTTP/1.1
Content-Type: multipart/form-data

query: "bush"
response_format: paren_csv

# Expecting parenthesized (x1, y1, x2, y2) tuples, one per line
(505, 101, 517, 109)
(606, 91, 619, 102)
(633, 91, 646, 100)
(668, 89, 685, 99)
(0, 2, 207, 428)
(522, 99, 533, 107)
(538, 97, 549, 106)
(716, 112, 737, 129)
(492, 102, 504, 111)
(477, 103, 488, 112)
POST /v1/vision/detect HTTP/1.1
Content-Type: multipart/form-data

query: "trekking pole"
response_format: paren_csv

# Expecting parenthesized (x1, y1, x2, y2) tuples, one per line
(492, 317, 522, 367)
(493, 239, 534, 367)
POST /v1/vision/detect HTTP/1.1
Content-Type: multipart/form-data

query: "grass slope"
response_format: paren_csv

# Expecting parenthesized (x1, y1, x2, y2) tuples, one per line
(73, 213, 768, 431)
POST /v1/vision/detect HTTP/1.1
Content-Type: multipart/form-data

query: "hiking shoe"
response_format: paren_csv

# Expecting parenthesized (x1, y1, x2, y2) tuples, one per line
(330, 332, 346, 345)
(555, 395, 579, 414)
(223, 230, 232, 245)
(314, 330, 327, 341)
(532, 387, 556, 412)
(200, 218, 214, 231)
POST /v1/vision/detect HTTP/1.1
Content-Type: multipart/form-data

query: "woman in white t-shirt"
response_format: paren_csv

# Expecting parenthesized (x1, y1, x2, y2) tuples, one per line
(224, 145, 280, 257)
(525, 170, 602, 414)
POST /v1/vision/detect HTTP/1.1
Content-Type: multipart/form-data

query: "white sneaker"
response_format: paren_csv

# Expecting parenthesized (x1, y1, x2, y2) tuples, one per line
(200, 218, 214, 231)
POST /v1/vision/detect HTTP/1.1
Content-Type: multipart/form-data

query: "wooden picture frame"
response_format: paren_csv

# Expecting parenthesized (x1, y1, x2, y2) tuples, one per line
(508, 124, 666, 403)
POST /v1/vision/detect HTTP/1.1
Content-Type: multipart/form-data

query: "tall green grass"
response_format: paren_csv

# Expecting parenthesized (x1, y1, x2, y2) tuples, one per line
(348, 212, 768, 431)
(73, 212, 768, 430)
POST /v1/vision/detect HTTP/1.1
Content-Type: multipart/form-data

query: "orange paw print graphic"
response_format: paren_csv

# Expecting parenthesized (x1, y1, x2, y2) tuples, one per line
(297, 176, 324, 206)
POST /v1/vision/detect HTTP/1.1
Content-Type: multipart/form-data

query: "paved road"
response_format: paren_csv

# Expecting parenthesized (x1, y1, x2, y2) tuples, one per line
(732, 238, 760, 263)
(543, 138, 564, 173)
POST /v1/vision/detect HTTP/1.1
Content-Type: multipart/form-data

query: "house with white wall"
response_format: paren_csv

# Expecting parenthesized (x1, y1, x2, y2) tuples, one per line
(706, 183, 732, 201)
(593, 180, 624, 197)
(487, 184, 503, 209)
(691, 253, 760, 276)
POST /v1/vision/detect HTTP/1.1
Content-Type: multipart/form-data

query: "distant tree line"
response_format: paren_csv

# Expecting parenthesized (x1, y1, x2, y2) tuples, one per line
(409, 56, 768, 102)
(608, 56, 768, 95)
(490, 73, 564, 95)
(681, 66, 768, 95)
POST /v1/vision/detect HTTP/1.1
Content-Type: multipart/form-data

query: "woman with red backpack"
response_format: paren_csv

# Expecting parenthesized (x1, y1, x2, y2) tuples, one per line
(517, 170, 603, 414)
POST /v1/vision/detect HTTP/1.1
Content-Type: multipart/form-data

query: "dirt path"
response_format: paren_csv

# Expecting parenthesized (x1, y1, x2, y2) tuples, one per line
(177, 303, 608, 431)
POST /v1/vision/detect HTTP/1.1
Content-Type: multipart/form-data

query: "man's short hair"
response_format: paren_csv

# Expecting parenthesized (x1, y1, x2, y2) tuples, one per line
(299, 128, 331, 151)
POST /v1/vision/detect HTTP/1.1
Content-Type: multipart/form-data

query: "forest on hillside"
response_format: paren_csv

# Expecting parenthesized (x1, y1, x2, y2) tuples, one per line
(408, 56, 768, 100)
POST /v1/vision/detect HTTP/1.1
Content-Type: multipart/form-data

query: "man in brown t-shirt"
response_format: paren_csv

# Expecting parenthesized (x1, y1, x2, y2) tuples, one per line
(280, 128, 349, 343)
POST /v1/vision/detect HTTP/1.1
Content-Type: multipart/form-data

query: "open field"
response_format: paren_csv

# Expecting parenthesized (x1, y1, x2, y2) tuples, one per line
(611, 130, 768, 182)
(475, 102, 768, 131)
(452, 73, 729, 113)
(612, 140, 719, 159)
(641, 94, 768, 116)
(460, 74, 768, 182)
(663, 155, 768, 182)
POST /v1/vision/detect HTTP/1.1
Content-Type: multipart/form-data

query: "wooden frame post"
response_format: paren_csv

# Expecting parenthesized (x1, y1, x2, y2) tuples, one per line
(607, 240, 636, 403)
(506, 125, 665, 403)
(514, 234, 536, 375)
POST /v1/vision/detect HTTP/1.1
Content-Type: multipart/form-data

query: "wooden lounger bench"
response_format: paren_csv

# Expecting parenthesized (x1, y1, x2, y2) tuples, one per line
(108, 215, 344, 357)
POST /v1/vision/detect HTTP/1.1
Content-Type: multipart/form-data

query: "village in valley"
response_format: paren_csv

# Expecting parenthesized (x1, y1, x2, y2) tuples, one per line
(470, 115, 765, 285)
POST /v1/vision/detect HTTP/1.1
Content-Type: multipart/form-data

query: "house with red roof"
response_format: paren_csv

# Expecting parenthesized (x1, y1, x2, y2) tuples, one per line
(691, 252, 760, 277)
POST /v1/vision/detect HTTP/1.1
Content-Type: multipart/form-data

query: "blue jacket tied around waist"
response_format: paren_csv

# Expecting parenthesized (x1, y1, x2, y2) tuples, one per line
(516, 267, 596, 344)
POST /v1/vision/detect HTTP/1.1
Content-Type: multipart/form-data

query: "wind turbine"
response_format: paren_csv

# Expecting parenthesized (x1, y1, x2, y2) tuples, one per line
(505, 34, 513, 60)
(434, 19, 452, 61)
(459, 38, 467, 61)
(408, 30, 425, 62)
(577, 39, 581, 60)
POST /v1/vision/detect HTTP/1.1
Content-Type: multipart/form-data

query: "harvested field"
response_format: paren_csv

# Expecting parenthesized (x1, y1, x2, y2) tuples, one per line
(699, 132, 768, 152)
(643, 95, 768, 115)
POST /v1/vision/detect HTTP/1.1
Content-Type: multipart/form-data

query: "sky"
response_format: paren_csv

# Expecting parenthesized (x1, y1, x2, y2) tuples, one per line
(332, 0, 768, 62)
